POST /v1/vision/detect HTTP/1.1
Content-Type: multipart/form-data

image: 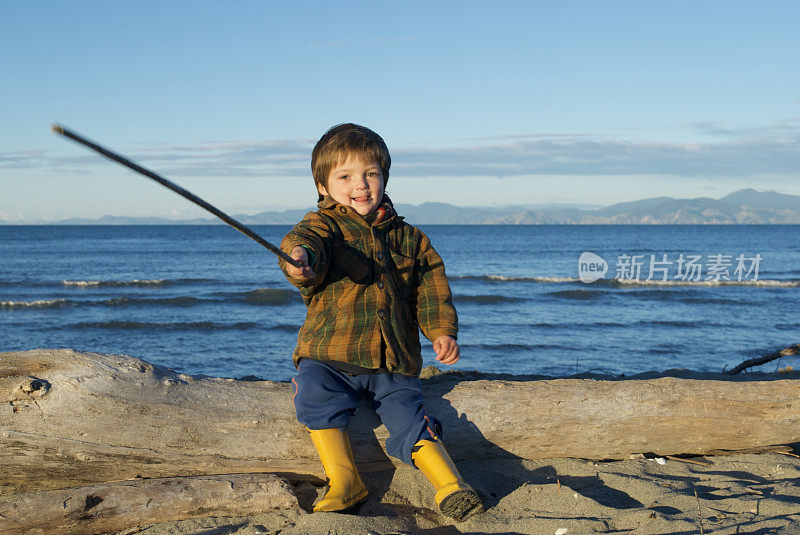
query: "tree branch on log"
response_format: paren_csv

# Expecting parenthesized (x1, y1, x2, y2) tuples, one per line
(724, 343, 800, 375)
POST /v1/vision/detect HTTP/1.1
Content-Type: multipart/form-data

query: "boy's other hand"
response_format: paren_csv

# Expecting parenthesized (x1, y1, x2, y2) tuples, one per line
(433, 335, 460, 365)
(286, 246, 316, 281)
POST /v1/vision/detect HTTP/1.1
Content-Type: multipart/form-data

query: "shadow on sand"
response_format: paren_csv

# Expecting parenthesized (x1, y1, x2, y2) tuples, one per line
(332, 368, 800, 532)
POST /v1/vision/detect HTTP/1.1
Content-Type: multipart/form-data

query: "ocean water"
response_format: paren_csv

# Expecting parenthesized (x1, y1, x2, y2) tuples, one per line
(1, 225, 798, 380)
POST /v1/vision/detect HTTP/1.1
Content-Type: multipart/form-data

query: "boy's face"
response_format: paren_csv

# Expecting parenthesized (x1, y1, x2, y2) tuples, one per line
(318, 155, 385, 216)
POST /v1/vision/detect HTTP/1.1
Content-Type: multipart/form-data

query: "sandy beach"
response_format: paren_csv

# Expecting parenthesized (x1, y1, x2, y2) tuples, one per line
(115, 451, 800, 535)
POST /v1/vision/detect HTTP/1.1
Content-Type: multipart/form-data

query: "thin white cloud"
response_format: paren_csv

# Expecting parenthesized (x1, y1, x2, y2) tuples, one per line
(392, 136, 800, 177)
(6, 118, 800, 179)
(0, 149, 48, 168)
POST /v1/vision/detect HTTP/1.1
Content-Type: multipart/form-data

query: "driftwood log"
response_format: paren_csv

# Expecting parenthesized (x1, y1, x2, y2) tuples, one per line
(0, 474, 297, 535)
(3, 349, 800, 495)
(3, 348, 800, 533)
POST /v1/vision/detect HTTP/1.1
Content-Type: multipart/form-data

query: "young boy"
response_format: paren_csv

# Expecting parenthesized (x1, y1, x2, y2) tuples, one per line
(279, 123, 483, 521)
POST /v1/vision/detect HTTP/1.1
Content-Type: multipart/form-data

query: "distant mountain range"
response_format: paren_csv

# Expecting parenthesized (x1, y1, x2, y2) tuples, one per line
(4, 189, 800, 225)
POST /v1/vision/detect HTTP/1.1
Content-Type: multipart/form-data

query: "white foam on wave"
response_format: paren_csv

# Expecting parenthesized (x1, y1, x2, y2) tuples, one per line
(486, 275, 580, 283)
(62, 280, 102, 287)
(62, 279, 167, 287)
(0, 299, 69, 308)
(610, 278, 800, 287)
(62, 280, 101, 287)
(473, 274, 798, 287)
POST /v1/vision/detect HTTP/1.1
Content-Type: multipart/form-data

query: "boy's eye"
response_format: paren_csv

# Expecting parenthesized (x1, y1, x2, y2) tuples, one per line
(338, 175, 349, 180)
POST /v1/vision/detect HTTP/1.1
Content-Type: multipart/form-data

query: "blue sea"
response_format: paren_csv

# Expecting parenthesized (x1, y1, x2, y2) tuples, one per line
(1, 225, 798, 380)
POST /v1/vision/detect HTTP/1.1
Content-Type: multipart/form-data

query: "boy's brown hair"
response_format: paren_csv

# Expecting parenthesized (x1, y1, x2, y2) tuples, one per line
(311, 123, 391, 201)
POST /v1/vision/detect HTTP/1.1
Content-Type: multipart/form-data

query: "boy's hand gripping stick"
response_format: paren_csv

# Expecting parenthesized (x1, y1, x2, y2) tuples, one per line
(51, 124, 301, 268)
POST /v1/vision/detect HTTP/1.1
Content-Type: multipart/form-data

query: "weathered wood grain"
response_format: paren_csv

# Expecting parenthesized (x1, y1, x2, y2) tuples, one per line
(0, 473, 297, 535)
(2, 349, 799, 498)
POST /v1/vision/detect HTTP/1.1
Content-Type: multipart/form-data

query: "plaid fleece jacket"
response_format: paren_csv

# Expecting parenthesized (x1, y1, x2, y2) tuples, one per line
(279, 195, 457, 377)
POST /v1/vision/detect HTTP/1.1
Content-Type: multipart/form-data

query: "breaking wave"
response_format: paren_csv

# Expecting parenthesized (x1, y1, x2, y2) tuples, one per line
(0, 299, 70, 309)
(452, 274, 799, 288)
(593, 278, 800, 288)
(453, 275, 579, 283)
(2, 288, 300, 310)
(61, 278, 215, 288)
(63, 279, 168, 287)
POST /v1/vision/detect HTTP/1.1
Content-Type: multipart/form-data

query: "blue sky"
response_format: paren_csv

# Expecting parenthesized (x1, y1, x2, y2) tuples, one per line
(1, 1, 799, 221)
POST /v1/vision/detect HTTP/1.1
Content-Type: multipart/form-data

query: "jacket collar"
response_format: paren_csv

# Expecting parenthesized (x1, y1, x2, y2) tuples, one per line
(318, 194, 398, 228)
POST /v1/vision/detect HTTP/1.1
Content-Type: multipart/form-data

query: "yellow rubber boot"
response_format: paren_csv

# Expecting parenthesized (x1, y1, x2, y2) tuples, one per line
(308, 428, 368, 512)
(412, 439, 484, 521)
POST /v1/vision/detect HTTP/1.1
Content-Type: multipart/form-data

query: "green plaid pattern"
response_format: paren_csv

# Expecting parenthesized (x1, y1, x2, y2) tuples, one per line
(279, 196, 457, 377)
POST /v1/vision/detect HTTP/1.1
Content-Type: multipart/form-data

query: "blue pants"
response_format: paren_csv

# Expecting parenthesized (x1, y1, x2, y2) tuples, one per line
(291, 359, 440, 465)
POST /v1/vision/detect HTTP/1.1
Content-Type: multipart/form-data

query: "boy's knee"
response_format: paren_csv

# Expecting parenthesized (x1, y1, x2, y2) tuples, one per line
(292, 360, 360, 430)
(368, 374, 443, 464)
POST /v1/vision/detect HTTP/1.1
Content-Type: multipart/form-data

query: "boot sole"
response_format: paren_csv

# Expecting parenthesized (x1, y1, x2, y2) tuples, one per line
(313, 486, 369, 513)
(439, 489, 484, 522)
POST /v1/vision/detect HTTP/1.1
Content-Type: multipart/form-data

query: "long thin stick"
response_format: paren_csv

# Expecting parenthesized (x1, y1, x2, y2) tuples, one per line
(664, 455, 711, 467)
(51, 124, 300, 268)
(694, 488, 705, 535)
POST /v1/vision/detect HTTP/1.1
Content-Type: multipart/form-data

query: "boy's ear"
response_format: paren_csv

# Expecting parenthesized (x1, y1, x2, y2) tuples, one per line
(316, 182, 328, 196)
